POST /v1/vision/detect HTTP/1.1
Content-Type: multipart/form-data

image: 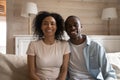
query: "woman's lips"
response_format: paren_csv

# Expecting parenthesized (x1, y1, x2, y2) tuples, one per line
(46, 29, 52, 33)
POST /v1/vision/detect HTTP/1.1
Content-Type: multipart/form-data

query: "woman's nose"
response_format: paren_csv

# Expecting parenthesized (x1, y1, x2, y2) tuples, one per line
(48, 24, 52, 28)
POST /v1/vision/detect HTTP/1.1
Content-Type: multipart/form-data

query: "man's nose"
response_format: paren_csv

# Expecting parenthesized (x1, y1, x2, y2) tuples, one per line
(71, 26, 76, 30)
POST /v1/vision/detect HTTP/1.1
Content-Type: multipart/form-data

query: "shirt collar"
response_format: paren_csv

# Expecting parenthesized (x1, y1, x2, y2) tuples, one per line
(86, 36, 91, 45)
(68, 35, 92, 46)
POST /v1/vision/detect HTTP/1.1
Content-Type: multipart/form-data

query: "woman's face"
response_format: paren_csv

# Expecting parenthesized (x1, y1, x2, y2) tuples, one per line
(41, 16, 57, 38)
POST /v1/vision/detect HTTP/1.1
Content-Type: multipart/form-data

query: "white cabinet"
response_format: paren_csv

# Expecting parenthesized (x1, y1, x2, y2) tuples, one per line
(14, 35, 36, 55)
(14, 32, 68, 55)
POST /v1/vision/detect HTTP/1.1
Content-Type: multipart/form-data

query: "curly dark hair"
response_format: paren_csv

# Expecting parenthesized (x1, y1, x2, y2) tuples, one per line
(32, 11, 64, 40)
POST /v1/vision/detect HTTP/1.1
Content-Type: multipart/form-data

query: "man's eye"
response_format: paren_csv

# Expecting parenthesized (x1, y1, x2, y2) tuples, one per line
(74, 25, 77, 27)
(66, 25, 71, 27)
(74, 23, 79, 26)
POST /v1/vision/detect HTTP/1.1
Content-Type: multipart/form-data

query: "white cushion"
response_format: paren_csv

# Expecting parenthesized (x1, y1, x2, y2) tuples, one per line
(106, 52, 120, 80)
(0, 53, 29, 80)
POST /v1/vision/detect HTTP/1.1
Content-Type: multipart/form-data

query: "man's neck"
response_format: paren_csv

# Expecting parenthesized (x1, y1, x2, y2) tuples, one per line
(70, 35, 86, 45)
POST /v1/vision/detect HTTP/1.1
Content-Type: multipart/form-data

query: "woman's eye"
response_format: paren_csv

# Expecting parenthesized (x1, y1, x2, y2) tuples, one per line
(43, 22, 48, 25)
(51, 23, 55, 25)
(51, 21, 56, 24)
(42, 21, 56, 26)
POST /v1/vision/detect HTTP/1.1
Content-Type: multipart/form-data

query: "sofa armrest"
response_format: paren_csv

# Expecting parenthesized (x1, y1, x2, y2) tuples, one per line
(0, 53, 29, 80)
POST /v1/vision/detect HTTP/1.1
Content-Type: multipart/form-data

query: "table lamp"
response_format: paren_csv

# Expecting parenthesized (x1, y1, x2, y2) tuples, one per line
(101, 7, 117, 35)
(21, 2, 38, 34)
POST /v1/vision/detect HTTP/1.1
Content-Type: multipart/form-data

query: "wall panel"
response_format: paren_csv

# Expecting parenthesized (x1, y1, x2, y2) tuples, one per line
(6, 0, 120, 54)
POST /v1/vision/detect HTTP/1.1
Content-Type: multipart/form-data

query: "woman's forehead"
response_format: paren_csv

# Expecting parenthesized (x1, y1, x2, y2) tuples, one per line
(43, 16, 56, 22)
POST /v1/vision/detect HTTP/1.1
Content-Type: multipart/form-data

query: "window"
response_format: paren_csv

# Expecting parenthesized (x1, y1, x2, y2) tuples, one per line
(0, 17, 6, 54)
(0, 0, 6, 54)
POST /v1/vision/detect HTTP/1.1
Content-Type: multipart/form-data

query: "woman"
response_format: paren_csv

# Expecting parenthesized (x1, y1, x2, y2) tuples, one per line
(26, 11, 70, 80)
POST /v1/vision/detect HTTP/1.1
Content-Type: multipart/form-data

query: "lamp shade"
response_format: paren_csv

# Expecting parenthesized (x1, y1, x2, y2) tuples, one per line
(21, 2, 38, 17)
(101, 7, 117, 20)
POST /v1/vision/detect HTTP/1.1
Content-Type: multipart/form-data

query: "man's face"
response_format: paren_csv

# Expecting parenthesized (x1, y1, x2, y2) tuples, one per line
(65, 17, 81, 39)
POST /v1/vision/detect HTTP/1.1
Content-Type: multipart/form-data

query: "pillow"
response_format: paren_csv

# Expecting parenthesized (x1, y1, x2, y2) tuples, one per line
(106, 52, 120, 80)
(0, 53, 29, 80)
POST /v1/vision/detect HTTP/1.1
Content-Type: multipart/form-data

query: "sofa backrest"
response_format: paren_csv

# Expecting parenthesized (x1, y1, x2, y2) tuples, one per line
(0, 53, 29, 80)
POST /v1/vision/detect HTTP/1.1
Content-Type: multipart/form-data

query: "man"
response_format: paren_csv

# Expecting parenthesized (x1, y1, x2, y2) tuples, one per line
(65, 15, 117, 80)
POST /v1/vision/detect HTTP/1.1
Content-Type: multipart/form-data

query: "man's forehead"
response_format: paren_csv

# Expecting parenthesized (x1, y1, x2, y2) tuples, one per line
(67, 18, 80, 24)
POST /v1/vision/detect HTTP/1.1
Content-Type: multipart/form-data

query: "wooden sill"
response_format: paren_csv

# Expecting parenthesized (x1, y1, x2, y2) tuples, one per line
(0, 0, 6, 16)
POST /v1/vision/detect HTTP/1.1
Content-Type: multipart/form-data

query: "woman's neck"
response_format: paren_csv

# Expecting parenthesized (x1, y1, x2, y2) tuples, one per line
(43, 36, 55, 45)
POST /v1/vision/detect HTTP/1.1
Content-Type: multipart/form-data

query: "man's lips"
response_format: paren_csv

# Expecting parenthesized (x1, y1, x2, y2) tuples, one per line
(70, 30, 77, 35)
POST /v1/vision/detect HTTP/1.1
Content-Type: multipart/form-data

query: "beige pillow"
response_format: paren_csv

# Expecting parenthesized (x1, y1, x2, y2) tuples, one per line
(106, 52, 120, 80)
(0, 53, 29, 80)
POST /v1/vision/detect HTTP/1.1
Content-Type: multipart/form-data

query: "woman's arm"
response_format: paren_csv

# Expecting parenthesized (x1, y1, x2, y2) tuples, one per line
(57, 53, 69, 80)
(27, 55, 40, 80)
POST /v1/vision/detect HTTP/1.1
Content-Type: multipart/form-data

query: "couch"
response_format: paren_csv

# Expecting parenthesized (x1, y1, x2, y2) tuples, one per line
(0, 52, 120, 80)
(0, 53, 29, 80)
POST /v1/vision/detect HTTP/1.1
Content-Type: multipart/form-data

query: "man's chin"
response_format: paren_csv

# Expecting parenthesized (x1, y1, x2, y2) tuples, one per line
(69, 35, 77, 39)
